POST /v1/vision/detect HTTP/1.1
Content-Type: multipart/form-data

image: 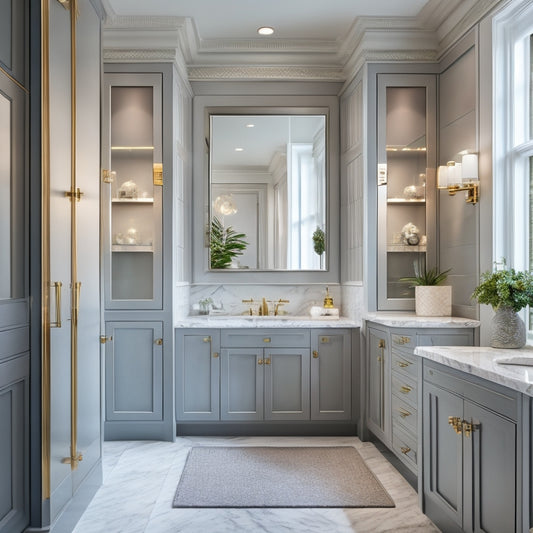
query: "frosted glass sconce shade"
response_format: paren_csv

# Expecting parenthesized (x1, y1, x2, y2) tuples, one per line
(461, 153, 478, 182)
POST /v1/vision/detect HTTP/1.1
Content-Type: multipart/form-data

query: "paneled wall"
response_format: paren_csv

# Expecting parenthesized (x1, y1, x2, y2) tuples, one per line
(438, 33, 479, 319)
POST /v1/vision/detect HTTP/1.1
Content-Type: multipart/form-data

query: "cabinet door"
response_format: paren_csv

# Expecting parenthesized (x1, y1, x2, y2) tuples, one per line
(367, 328, 387, 435)
(264, 348, 310, 420)
(464, 401, 517, 533)
(423, 381, 464, 532)
(311, 330, 351, 420)
(105, 322, 163, 422)
(102, 73, 163, 310)
(176, 330, 220, 421)
(221, 348, 263, 421)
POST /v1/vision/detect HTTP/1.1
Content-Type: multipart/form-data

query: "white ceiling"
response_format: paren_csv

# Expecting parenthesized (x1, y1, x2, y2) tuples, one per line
(105, 0, 431, 43)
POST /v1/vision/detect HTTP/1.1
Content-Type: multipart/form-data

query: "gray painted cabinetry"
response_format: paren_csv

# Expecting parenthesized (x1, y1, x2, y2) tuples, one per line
(365, 321, 475, 476)
(175, 327, 356, 434)
(422, 359, 521, 533)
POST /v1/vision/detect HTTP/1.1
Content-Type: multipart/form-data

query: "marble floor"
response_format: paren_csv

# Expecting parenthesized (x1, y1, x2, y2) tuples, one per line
(72, 436, 440, 533)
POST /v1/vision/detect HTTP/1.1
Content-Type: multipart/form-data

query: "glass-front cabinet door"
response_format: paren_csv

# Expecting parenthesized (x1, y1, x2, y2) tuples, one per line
(377, 74, 436, 310)
(102, 73, 163, 309)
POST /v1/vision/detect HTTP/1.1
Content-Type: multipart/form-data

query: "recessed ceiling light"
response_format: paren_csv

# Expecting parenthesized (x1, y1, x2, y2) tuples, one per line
(257, 26, 274, 36)
(246, 123, 255, 128)
(235, 147, 244, 152)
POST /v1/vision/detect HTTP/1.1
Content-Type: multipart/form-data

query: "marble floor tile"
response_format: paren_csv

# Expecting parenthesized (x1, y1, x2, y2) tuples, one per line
(73, 436, 440, 533)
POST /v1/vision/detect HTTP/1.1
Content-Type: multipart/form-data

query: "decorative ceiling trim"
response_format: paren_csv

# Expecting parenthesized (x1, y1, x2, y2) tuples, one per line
(187, 65, 345, 82)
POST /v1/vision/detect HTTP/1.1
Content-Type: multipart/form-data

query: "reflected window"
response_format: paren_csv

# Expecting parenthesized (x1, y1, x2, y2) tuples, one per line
(0, 92, 11, 299)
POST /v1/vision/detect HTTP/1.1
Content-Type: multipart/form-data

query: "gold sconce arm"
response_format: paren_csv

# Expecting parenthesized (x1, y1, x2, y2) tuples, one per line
(446, 183, 479, 205)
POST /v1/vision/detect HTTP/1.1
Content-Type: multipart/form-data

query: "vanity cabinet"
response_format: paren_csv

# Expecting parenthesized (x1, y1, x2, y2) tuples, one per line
(365, 321, 475, 476)
(175, 327, 357, 432)
(422, 359, 521, 533)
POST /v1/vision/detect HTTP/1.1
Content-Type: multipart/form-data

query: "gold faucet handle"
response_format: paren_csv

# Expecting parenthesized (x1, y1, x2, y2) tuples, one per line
(242, 298, 254, 304)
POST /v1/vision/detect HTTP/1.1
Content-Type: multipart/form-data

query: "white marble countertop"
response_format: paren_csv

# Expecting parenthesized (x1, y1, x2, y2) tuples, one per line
(175, 315, 359, 328)
(414, 345, 533, 396)
(364, 312, 480, 329)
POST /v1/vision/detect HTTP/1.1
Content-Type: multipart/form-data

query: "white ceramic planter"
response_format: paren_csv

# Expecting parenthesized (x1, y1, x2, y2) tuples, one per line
(415, 285, 452, 316)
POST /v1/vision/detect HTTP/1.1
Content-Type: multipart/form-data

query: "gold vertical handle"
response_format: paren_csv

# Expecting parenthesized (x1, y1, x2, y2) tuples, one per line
(313, 350, 319, 358)
(50, 281, 62, 328)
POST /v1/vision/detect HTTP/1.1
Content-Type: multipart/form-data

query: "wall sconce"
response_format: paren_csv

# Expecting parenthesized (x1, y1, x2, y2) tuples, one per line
(437, 153, 479, 205)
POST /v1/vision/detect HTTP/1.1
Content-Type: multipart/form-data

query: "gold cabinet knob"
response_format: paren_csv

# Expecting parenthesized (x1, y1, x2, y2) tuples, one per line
(213, 352, 219, 358)
(258, 359, 264, 365)
(400, 446, 411, 455)
(264, 357, 271, 365)
(313, 350, 319, 358)
(203, 336, 211, 343)
(154, 338, 163, 345)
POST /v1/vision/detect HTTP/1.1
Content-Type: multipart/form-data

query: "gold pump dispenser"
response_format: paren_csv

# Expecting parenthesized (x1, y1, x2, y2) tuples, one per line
(323, 287, 334, 309)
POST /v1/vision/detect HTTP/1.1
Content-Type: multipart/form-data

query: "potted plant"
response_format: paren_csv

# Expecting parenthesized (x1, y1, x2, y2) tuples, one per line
(401, 266, 452, 316)
(472, 261, 533, 348)
(209, 216, 248, 269)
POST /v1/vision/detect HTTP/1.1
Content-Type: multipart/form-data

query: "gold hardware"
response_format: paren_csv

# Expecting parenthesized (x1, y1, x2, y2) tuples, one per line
(57, 0, 71, 9)
(400, 385, 412, 394)
(395, 336, 411, 345)
(323, 286, 334, 308)
(102, 169, 115, 183)
(153, 163, 163, 186)
(313, 350, 319, 358)
(378, 339, 385, 349)
(462, 419, 479, 438)
(155, 338, 163, 345)
(446, 182, 479, 205)
(448, 416, 463, 434)
(274, 299, 289, 316)
(400, 446, 411, 455)
(259, 297, 269, 316)
(50, 281, 62, 328)
(203, 336, 211, 343)
(398, 361, 410, 368)
(64, 187, 84, 201)
(61, 452, 83, 465)
(398, 407, 412, 418)
(320, 336, 330, 343)
(264, 357, 271, 365)
(377, 356, 382, 362)
(213, 352, 219, 358)
(263, 338, 271, 343)
(100, 335, 113, 344)
(258, 359, 264, 365)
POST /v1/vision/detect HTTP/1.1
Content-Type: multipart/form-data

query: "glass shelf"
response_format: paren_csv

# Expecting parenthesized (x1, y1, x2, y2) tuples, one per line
(387, 198, 425, 205)
(112, 197, 154, 204)
(387, 244, 427, 253)
(112, 245, 153, 253)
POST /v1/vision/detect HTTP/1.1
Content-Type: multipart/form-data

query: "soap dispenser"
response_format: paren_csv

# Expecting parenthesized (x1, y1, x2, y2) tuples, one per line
(323, 287, 334, 309)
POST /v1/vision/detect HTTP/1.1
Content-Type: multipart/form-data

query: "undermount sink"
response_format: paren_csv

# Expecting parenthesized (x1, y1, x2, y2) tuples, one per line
(494, 355, 533, 366)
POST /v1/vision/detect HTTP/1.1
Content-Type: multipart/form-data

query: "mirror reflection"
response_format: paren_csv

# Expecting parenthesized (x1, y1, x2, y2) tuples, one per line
(0, 93, 11, 298)
(209, 114, 327, 271)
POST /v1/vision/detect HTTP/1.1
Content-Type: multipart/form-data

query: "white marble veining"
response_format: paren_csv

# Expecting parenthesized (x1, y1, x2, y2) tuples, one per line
(364, 312, 480, 329)
(341, 284, 364, 324)
(72, 436, 440, 533)
(414, 345, 533, 396)
(176, 315, 359, 328)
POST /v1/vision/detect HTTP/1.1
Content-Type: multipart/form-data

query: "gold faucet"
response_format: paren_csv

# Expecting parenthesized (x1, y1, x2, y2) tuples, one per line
(260, 297, 269, 316)
(242, 298, 254, 315)
(274, 299, 289, 316)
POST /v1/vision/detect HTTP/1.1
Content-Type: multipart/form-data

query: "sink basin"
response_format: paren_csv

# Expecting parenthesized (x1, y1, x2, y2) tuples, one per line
(494, 355, 533, 366)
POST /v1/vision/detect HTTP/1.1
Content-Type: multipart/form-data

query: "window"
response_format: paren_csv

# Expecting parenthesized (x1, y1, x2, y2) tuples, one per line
(494, 3, 533, 338)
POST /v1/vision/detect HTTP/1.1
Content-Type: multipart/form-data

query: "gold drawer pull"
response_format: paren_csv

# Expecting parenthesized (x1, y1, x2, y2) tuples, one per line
(395, 336, 411, 345)
(398, 361, 411, 368)
(203, 336, 211, 343)
(378, 339, 385, 348)
(320, 336, 330, 343)
(398, 407, 411, 418)
(264, 357, 271, 365)
(313, 350, 319, 358)
(263, 338, 271, 343)
(400, 385, 412, 394)
(213, 352, 219, 358)
(400, 446, 411, 455)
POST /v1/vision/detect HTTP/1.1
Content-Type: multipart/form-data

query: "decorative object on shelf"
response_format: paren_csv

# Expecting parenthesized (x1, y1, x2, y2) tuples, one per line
(209, 216, 248, 269)
(117, 179, 138, 199)
(403, 185, 425, 200)
(437, 152, 479, 204)
(401, 266, 452, 316)
(126, 227, 138, 245)
(323, 286, 334, 308)
(401, 222, 420, 246)
(198, 297, 213, 315)
(472, 260, 533, 348)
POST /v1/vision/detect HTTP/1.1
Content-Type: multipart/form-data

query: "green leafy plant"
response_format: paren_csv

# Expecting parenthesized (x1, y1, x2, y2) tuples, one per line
(312, 227, 325, 256)
(472, 260, 533, 312)
(400, 266, 451, 286)
(209, 216, 248, 269)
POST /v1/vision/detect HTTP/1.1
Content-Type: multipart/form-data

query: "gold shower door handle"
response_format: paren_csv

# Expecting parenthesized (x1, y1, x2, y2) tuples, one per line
(50, 281, 63, 328)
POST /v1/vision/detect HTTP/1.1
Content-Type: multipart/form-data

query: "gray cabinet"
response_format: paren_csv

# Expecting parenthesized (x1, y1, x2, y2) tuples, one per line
(364, 321, 475, 476)
(176, 329, 220, 421)
(311, 329, 351, 420)
(423, 359, 520, 533)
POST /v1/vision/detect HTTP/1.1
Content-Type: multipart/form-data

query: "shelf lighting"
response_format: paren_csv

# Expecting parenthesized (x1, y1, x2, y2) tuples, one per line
(437, 153, 479, 205)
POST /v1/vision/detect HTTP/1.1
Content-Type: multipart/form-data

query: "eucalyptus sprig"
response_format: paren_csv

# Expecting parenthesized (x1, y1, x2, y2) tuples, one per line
(472, 260, 533, 312)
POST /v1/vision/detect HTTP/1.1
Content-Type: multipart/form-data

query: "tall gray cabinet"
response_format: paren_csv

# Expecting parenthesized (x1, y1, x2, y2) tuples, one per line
(101, 64, 174, 441)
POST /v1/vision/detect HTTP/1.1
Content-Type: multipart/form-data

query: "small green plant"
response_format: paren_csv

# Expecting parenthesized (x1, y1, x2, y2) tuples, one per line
(472, 260, 533, 312)
(209, 216, 248, 269)
(401, 266, 451, 286)
(312, 227, 325, 256)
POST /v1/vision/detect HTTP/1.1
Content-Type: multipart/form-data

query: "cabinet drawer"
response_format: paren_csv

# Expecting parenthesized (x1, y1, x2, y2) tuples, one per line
(391, 394, 417, 435)
(221, 329, 310, 348)
(391, 372, 417, 408)
(391, 349, 418, 379)
(392, 422, 417, 470)
(391, 332, 415, 349)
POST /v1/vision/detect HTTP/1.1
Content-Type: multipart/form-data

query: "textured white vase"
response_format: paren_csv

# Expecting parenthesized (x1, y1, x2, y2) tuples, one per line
(490, 307, 526, 348)
(415, 286, 452, 317)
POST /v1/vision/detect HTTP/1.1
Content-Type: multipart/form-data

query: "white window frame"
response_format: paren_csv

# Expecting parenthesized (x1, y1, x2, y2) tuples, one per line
(493, 0, 533, 337)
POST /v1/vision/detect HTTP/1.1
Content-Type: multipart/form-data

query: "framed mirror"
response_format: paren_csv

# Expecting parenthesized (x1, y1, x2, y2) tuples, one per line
(209, 113, 327, 271)
(192, 94, 340, 284)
